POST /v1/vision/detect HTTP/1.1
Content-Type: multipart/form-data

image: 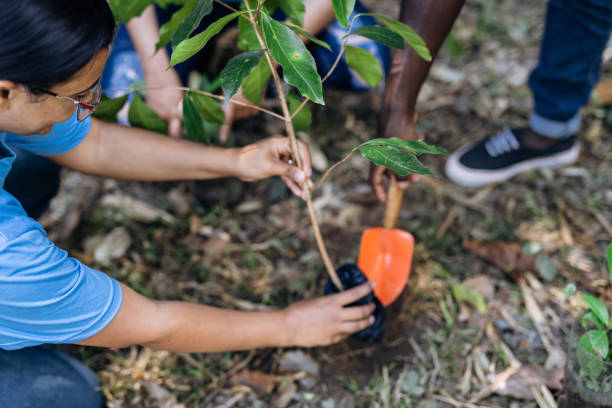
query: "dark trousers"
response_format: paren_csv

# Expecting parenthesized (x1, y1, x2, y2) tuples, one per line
(0, 346, 104, 408)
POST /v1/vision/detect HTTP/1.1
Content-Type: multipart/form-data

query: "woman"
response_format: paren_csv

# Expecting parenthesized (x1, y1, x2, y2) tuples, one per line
(0, 1, 375, 406)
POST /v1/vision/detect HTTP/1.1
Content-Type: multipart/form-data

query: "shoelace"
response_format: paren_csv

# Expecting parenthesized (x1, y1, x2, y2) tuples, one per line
(485, 128, 520, 157)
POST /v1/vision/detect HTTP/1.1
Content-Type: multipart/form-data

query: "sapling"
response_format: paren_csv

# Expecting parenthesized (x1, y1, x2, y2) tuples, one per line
(103, 0, 447, 320)
(574, 242, 612, 392)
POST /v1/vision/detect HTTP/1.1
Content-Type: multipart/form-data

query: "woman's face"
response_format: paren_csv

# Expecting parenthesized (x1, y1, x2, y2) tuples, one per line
(0, 48, 109, 136)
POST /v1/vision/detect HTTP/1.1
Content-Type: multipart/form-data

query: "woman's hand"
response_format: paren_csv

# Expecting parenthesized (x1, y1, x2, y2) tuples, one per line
(143, 66, 184, 139)
(236, 136, 313, 199)
(282, 282, 376, 347)
(219, 89, 261, 143)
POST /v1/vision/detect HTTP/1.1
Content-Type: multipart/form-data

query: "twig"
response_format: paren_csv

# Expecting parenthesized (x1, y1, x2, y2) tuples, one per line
(212, 0, 252, 23)
(518, 277, 566, 369)
(591, 206, 612, 237)
(103, 86, 285, 120)
(313, 151, 355, 191)
(243, 0, 342, 290)
(408, 337, 428, 364)
(460, 356, 473, 397)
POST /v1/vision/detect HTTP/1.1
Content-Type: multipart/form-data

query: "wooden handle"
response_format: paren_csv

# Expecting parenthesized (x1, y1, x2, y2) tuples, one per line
(383, 176, 404, 230)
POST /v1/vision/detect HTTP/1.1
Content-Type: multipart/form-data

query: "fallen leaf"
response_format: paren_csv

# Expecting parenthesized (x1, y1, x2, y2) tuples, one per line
(272, 377, 297, 408)
(463, 239, 534, 279)
(489, 365, 564, 399)
(229, 370, 278, 396)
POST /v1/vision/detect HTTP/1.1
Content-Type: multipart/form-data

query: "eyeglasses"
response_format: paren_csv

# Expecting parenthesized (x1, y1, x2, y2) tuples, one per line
(39, 80, 102, 122)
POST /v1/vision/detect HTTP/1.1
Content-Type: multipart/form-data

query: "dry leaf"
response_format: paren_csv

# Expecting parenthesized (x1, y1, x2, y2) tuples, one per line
(490, 365, 563, 399)
(463, 240, 534, 279)
(229, 370, 279, 396)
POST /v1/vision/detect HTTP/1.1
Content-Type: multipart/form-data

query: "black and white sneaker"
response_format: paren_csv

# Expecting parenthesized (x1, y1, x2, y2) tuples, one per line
(445, 128, 580, 187)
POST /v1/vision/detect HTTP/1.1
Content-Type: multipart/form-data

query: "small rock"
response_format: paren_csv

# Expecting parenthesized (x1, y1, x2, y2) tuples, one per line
(167, 186, 191, 216)
(279, 350, 319, 389)
(236, 200, 263, 214)
(100, 193, 174, 223)
(84, 227, 132, 266)
(310, 145, 328, 173)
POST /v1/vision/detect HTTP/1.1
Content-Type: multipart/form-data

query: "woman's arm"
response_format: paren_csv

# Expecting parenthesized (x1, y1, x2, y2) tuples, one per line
(51, 119, 312, 196)
(78, 282, 376, 351)
(126, 5, 184, 138)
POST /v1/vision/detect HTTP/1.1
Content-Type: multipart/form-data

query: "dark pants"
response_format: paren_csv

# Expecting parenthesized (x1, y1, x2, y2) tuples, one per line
(528, 0, 612, 137)
(0, 346, 104, 408)
(3, 147, 61, 219)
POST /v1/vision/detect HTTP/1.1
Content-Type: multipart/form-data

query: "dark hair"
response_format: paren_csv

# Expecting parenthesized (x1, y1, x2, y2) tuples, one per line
(0, 0, 116, 94)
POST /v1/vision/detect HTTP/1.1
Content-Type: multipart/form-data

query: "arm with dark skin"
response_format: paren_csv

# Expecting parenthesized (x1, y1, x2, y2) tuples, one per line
(371, 0, 465, 202)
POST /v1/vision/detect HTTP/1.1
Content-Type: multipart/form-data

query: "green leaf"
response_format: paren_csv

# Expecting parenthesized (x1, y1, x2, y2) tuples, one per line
(156, 0, 184, 7)
(580, 330, 610, 360)
(451, 283, 487, 314)
(171, 0, 213, 47)
(363, 13, 431, 61)
(354, 138, 447, 177)
(238, 14, 261, 51)
(183, 93, 209, 143)
(583, 294, 610, 329)
(94, 94, 129, 122)
(332, 0, 356, 28)
(582, 310, 606, 330)
(157, 0, 198, 51)
(577, 342, 605, 381)
(128, 94, 168, 134)
(170, 11, 248, 67)
(608, 242, 612, 283)
(242, 57, 271, 104)
(279, 0, 306, 26)
(220, 50, 265, 105)
(284, 23, 332, 51)
(108, 0, 154, 24)
(356, 138, 449, 155)
(190, 93, 226, 124)
(260, 12, 324, 105)
(287, 92, 311, 132)
(347, 26, 404, 49)
(358, 145, 433, 176)
(344, 46, 382, 87)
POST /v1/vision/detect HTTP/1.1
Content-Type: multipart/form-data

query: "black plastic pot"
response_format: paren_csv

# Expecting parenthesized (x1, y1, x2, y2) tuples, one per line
(324, 263, 386, 343)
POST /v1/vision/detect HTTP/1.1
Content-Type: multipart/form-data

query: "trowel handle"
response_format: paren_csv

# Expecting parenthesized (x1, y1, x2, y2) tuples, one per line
(383, 176, 404, 230)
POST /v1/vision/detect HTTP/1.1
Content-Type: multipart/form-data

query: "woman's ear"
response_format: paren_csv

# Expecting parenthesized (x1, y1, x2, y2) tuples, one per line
(0, 81, 17, 113)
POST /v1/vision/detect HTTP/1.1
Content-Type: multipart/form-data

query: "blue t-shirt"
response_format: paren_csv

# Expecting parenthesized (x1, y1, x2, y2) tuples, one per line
(0, 113, 123, 350)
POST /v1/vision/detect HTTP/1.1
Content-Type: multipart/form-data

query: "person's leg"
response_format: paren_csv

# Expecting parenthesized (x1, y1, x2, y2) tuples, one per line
(3, 148, 61, 219)
(528, 0, 612, 139)
(0, 346, 104, 408)
(446, 0, 612, 187)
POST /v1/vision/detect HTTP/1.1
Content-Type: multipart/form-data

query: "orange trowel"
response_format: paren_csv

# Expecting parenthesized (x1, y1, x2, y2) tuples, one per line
(358, 176, 414, 306)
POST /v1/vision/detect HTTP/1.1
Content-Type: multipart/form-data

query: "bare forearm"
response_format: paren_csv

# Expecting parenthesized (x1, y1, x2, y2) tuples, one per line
(146, 302, 288, 352)
(53, 119, 239, 181)
(380, 0, 465, 139)
(126, 5, 170, 75)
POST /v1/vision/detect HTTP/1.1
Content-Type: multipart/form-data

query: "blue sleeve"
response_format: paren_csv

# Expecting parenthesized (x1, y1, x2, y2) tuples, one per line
(5, 112, 91, 157)
(0, 222, 123, 350)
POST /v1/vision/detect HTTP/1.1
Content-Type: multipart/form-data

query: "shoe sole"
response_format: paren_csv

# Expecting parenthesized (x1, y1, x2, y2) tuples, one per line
(445, 142, 581, 187)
